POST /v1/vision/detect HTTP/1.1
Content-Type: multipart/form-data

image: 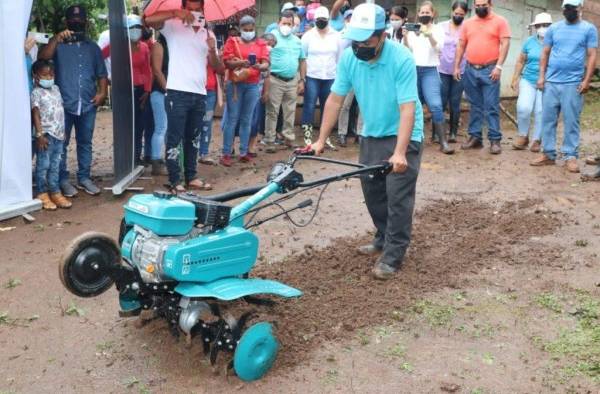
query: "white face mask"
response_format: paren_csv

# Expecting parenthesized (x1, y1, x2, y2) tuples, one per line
(279, 25, 293, 36)
(241, 30, 256, 41)
(537, 27, 548, 38)
(129, 28, 142, 42)
(390, 20, 403, 30)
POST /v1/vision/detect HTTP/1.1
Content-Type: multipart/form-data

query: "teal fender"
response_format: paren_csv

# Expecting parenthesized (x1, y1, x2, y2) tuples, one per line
(175, 278, 302, 300)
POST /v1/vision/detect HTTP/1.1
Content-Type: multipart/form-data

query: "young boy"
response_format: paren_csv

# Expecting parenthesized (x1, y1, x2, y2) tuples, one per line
(31, 59, 72, 210)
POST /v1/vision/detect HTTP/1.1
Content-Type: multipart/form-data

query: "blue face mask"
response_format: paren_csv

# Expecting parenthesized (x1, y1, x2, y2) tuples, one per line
(39, 79, 54, 89)
(297, 6, 306, 17)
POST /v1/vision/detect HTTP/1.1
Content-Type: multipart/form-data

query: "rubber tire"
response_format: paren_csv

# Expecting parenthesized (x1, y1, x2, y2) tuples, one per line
(59, 231, 120, 298)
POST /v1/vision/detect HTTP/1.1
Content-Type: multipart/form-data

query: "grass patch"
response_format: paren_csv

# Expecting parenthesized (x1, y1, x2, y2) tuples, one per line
(4, 278, 21, 289)
(412, 300, 456, 327)
(385, 342, 406, 359)
(535, 293, 563, 314)
(543, 294, 600, 381)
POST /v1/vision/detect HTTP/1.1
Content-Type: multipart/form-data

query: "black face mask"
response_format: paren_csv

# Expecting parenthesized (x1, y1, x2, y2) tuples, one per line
(316, 19, 328, 29)
(66, 20, 86, 32)
(563, 7, 579, 22)
(142, 28, 152, 41)
(475, 7, 489, 18)
(452, 15, 464, 25)
(418, 15, 432, 24)
(352, 40, 379, 61)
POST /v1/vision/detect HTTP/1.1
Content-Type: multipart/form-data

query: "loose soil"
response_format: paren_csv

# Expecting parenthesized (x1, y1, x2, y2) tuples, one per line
(1, 102, 600, 393)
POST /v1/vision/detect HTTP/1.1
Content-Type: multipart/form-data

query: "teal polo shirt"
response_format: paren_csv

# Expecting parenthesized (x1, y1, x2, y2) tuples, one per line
(270, 30, 306, 79)
(331, 40, 424, 142)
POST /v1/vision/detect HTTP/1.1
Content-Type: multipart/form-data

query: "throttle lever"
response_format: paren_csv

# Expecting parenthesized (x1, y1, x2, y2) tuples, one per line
(293, 145, 315, 156)
(371, 161, 393, 180)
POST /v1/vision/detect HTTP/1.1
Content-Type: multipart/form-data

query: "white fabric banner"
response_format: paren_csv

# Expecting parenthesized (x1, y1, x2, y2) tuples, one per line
(0, 0, 34, 206)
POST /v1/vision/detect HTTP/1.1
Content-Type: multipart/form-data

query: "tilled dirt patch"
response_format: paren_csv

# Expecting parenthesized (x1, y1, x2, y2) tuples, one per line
(253, 198, 563, 368)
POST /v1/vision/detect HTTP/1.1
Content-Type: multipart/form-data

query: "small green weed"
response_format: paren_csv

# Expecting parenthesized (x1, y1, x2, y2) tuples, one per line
(322, 369, 339, 384)
(64, 301, 85, 317)
(4, 278, 21, 289)
(386, 342, 406, 359)
(400, 362, 414, 372)
(535, 293, 563, 313)
(482, 352, 495, 365)
(356, 330, 370, 346)
(575, 239, 589, 247)
(412, 300, 456, 327)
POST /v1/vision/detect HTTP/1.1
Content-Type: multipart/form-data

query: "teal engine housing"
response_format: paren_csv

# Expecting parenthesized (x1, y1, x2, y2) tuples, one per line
(121, 193, 259, 283)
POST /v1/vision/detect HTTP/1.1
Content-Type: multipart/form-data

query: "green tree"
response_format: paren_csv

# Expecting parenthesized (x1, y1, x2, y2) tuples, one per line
(30, 0, 109, 40)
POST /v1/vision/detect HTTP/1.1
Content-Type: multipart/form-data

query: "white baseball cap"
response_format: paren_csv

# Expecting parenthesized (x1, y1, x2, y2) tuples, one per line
(344, 3, 386, 42)
(314, 6, 329, 20)
(281, 2, 298, 13)
(530, 12, 552, 26)
(562, 0, 583, 7)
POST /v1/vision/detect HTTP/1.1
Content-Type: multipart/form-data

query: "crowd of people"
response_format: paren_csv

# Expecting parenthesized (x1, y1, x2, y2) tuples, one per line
(25, 0, 599, 277)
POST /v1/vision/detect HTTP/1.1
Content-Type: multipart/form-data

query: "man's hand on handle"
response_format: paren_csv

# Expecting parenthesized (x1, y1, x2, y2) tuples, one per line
(388, 151, 408, 173)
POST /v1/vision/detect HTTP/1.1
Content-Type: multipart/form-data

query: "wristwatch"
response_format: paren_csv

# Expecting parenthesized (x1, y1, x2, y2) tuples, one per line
(35, 132, 44, 138)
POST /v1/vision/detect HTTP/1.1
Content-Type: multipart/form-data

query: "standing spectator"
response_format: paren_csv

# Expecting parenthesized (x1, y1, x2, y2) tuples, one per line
(454, 0, 511, 155)
(530, 0, 598, 173)
(510, 13, 552, 152)
(250, 33, 277, 155)
(31, 60, 72, 210)
(386, 6, 408, 44)
(141, 26, 156, 164)
(145, 0, 220, 192)
(438, 1, 468, 143)
(300, 6, 343, 147)
(149, 33, 169, 176)
(311, 3, 424, 280)
(264, 10, 307, 153)
(198, 63, 224, 165)
(404, 1, 453, 154)
(265, 3, 298, 33)
(39, 5, 108, 197)
(220, 15, 270, 166)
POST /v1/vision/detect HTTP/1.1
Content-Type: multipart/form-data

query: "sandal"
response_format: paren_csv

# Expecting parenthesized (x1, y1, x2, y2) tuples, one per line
(187, 179, 213, 191)
(198, 157, 216, 165)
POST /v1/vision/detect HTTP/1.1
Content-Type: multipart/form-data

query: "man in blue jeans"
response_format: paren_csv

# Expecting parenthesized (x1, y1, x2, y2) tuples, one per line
(454, 0, 511, 154)
(146, 0, 220, 192)
(530, 0, 598, 173)
(39, 5, 108, 196)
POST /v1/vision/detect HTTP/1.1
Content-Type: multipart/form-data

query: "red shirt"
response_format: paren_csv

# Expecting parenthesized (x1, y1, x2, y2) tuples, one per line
(460, 12, 511, 65)
(102, 42, 152, 92)
(206, 64, 217, 91)
(222, 37, 269, 84)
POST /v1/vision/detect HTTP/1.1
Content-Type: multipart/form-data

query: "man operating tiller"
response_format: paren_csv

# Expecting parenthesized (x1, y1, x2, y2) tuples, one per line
(310, 3, 424, 280)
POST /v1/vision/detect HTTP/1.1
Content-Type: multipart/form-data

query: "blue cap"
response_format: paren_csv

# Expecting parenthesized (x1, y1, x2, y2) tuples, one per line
(127, 14, 142, 29)
(344, 3, 386, 42)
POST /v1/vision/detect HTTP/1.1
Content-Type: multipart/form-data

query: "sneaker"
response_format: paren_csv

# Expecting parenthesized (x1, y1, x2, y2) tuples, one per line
(357, 244, 383, 256)
(60, 181, 78, 198)
(325, 137, 337, 151)
(584, 155, 600, 165)
(371, 261, 398, 280)
(530, 140, 541, 153)
(76, 179, 101, 196)
(530, 154, 555, 167)
(50, 192, 72, 209)
(489, 140, 502, 155)
(239, 154, 252, 163)
(566, 158, 580, 173)
(220, 155, 233, 167)
(460, 136, 483, 150)
(37, 193, 57, 211)
(512, 136, 529, 150)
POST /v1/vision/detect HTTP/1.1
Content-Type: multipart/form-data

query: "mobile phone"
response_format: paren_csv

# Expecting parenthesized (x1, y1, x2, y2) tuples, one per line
(248, 53, 257, 66)
(404, 23, 421, 32)
(64, 32, 85, 42)
(28, 32, 52, 44)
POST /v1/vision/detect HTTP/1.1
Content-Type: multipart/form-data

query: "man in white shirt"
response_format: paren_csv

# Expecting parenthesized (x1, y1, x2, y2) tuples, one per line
(300, 6, 343, 147)
(146, 0, 220, 191)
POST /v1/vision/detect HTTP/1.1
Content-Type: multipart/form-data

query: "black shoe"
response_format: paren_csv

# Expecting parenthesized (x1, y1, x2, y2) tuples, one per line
(433, 122, 454, 155)
(461, 136, 483, 150)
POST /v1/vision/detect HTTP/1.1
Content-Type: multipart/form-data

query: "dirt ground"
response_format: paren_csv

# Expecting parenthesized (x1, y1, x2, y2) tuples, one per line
(1, 95, 600, 394)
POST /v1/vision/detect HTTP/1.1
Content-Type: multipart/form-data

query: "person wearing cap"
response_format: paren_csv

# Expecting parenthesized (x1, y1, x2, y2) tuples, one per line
(530, 0, 598, 173)
(300, 6, 343, 147)
(311, 3, 424, 280)
(38, 4, 108, 197)
(265, 3, 298, 34)
(264, 10, 307, 153)
(145, 0, 221, 192)
(510, 13, 552, 152)
(220, 15, 270, 167)
(453, 0, 511, 155)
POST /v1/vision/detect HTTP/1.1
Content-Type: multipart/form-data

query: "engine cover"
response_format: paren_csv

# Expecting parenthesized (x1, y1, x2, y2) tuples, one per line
(162, 227, 259, 283)
(124, 193, 196, 236)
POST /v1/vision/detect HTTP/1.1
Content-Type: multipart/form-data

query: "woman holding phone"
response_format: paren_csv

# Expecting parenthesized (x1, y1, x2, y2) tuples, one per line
(220, 15, 269, 167)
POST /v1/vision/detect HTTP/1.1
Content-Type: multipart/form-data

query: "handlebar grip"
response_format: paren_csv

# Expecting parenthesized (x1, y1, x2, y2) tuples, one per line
(293, 145, 315, 156)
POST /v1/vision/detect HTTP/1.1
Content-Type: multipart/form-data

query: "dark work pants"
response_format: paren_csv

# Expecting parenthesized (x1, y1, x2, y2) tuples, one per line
(164, 89, 206, 185)
(359, 136, 422, 268)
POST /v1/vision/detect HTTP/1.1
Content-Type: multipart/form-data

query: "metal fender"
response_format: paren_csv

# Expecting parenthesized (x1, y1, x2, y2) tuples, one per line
(175, 278, 302, 300)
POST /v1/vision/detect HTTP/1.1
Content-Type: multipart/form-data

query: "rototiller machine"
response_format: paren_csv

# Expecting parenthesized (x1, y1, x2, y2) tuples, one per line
(59, 152, 390, 381)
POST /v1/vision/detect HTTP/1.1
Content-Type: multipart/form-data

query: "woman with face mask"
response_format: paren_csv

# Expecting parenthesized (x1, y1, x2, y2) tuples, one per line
(438, 1, 468, 143)
(510, 13, 552, 152)
(300, 6, 344, 146)
(386, 6, 408, 43)
(403, 1, 453, 154)
(220, 15, 270, 167)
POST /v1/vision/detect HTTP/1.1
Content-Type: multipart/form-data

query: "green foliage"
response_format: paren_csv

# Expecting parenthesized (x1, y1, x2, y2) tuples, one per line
(30, 0, 110, 40)
(412, 300, 456, 327)
(535, 293, 563, 314)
